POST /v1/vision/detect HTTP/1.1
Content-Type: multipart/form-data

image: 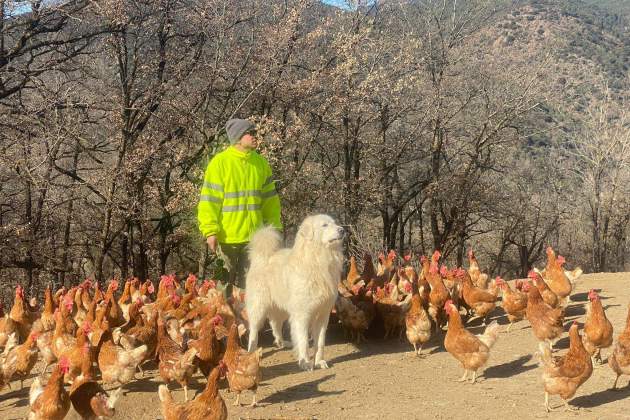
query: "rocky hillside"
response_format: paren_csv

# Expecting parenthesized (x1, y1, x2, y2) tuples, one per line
(501, 0, 630, 87)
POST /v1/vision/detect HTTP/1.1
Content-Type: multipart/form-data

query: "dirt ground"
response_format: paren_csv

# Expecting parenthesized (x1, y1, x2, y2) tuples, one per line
(1, 272, 629, 420)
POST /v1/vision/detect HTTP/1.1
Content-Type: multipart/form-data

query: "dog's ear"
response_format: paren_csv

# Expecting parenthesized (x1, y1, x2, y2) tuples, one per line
(298, 219, 314, 241)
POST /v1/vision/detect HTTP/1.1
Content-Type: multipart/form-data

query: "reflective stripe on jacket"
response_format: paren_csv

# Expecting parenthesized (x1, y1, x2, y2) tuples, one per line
(197, 146, 282, 243)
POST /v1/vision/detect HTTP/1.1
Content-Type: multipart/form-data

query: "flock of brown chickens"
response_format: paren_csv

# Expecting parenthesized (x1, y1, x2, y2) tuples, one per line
(0, 245, 629, 417)
(0, 274, 256, 419)
(335, 246, 630, 412)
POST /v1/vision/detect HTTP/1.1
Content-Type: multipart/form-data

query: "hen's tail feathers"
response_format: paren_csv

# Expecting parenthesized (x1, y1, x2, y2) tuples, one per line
(181, 347, 199, 367)
(120, 344, 148, 367)
(108, 387, 123, 409)
(29, 377, 44, 406)
(118, 332, 137, 351)
(398, 294, 413, 313)
(566, 268, 583, 284)
(158, 384, 173, 404)
(478, 321, 500, 349)
(2, 332, 18, 356)
(248, 226, 282, 265)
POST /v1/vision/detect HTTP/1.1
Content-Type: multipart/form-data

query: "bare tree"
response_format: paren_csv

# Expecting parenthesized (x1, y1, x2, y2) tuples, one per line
(565, 86, 630, 272)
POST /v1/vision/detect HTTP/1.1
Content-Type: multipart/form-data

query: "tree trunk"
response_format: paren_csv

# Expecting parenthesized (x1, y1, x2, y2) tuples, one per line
(121, 221, 130, 280)
(398, 211, 405, 254)
(429, 120, 444, 251)
(381, 211, 391, 249)
(59, 140, 80, 286)
(133, 220, 149, 281)
(518, 245, 529, 278)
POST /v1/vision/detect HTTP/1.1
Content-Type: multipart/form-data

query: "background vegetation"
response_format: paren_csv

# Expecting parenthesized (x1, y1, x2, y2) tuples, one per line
(1, 0, 629, 301)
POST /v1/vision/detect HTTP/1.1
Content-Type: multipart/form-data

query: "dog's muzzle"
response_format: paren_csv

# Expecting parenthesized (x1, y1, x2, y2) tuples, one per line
(330, 226, 345, 242)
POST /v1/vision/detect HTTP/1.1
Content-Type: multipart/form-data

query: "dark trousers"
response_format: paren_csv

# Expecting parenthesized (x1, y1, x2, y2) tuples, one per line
(218, 242, 249, 297)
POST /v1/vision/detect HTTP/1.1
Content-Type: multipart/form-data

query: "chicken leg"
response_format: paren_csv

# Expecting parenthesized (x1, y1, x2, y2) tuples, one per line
(611, 374, 621, 391)
(414, 343, 425, 357)
(457, 370, 469, 382)
(544, 392, 550, 412)
(234, 392, 241, 406)
(470, 371, 477, 384)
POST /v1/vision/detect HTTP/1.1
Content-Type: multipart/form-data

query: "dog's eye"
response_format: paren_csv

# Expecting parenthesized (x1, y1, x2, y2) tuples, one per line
(322, 223, 328, 227)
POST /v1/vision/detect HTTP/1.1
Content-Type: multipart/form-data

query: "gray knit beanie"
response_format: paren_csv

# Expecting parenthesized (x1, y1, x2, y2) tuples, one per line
(225, 119, 254, 144)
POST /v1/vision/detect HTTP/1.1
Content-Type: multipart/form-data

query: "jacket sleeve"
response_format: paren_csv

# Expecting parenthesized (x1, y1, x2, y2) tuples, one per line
(197, 157, 224, 238)
(261, 161, 282, 231)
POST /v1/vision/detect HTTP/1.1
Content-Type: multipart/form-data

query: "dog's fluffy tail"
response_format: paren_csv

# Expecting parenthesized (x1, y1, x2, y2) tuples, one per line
(249, 226, 282, 265)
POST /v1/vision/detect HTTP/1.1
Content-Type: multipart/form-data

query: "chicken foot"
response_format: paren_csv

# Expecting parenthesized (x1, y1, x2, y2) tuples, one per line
(412, 343, 425, 357)
(544, 392, 579, 413)
(562, 400, 578, 412)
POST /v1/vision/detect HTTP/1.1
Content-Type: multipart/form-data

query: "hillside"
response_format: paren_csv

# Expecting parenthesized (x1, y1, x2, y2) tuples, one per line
(482, 0, 629, 152)
(500, 1, 630, 87)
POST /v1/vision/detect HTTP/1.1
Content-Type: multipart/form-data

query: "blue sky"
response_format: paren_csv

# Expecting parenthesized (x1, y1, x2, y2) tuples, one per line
(322, 0, 350, 7)
(322, 0, 372, 10)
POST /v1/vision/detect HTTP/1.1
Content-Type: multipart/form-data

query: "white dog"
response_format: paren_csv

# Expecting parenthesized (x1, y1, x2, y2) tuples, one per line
(246, 214, 344, 371)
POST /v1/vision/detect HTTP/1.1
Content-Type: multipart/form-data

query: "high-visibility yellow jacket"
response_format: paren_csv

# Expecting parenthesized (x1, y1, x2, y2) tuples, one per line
(197, 146, 282, 244)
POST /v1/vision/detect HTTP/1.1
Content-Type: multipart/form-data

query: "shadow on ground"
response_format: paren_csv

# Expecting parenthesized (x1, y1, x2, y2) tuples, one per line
(572, 385, 630, 408)
(260, 374, 343, 404)
(484, 354, 537, 379)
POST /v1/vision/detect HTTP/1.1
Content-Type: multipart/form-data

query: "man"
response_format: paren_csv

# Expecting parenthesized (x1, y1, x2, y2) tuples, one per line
(198, 118, 282, 297)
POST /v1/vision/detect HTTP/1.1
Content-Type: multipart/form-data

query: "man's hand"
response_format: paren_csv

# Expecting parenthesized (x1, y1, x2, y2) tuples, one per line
(206, 235, 218, 253)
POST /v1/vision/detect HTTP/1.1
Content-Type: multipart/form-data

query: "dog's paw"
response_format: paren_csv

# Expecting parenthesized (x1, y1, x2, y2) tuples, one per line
(315, 360, 329, 369)
(298, 359, 313, 371)
(273, 339, 285, 349)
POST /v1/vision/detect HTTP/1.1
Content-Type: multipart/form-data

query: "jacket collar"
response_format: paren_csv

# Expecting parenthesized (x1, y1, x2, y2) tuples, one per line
(226, 145, 253, 158)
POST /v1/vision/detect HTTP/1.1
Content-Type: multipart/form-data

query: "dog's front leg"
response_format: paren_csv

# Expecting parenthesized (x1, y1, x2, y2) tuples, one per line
(313, 313, 331, 369)
(291, 317, 312, 371)
(247, 315, 264, 352)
